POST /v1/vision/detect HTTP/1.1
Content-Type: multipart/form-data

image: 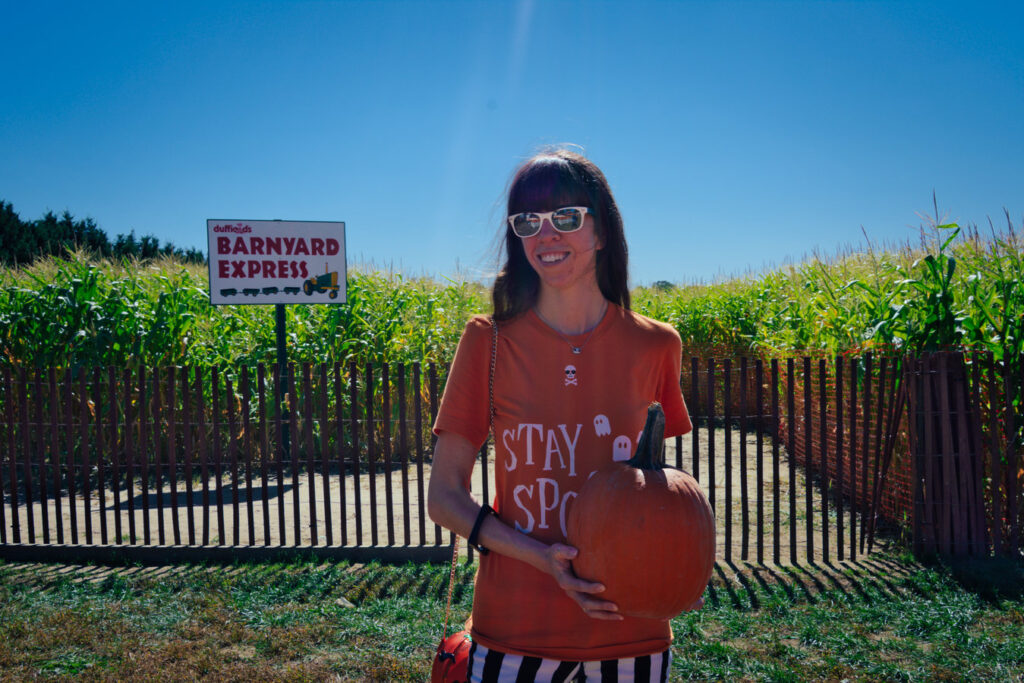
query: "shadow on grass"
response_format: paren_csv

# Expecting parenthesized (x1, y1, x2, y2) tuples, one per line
(703, 549, 1024, 613)
(936, 555, 1024, 603)
(7, 547, 1019, 617)
(705, 554, 926, 611)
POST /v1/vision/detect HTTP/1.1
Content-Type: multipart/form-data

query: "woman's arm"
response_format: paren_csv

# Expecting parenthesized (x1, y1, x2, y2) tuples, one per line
(427, 430, 622, 621)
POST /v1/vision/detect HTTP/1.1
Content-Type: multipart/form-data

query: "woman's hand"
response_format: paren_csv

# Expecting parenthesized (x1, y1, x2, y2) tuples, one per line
(541, 543, 704, 621)
(543, 543, 622, 621)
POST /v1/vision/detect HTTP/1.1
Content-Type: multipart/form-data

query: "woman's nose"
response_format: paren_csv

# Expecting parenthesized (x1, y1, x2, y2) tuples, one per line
(536, 217, 560, 239)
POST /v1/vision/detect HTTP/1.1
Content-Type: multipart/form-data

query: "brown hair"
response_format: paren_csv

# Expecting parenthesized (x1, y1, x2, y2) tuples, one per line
(492, 149, 630, 320)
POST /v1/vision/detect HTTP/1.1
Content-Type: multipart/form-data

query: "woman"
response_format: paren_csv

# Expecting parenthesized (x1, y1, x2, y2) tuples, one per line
(428, 148, 694, 681)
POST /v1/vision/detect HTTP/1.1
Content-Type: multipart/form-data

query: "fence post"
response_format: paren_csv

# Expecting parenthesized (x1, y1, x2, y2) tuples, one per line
(398, 363, 411, 547)
(382, 362, 395, 546)
(691, 357, 700, 480)
(414, 363, 427, 547)
(318, 364, 333, 547)
(1004, 360, 1021, 557)
(723, 357, 731, 562)
(195, 367, 210, 546)
(707, 359, 716, 517)
(301, 363, 317, 545)
(771, 359, 780, 564)
(333, 362, 348, 547)
(182, 366, 196, 546)
(211, 367, 225, 546)
(20, 368, 35, 544)
(349, 361, 363, 546)
(755, 358, 764, 564)
(909, 351, 989, 559)
(365, 363, 379, 546)
(968, 354, 987, 556)
(242, 366, 257, 546)
(819, 358, 829, 563)
(288, 364, 301, 545)
(787, 359, 796, 564)
(33, 369, 50, 543)
(167, 366, 180, 547)
(53, 369, 68, 545)
(2, 367, 16, 543)
(803, 356, 813, 562)
(153, 366, 165, 546)
(739, 357, 749, 562)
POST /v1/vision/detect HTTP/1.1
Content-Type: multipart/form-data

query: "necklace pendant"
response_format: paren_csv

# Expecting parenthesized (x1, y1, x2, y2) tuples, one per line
(571, 346, 581, 354)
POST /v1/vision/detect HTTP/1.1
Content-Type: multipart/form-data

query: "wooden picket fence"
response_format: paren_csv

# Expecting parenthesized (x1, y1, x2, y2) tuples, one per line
(0, 354, 1020, 564)
(906, 352, 1023, 558)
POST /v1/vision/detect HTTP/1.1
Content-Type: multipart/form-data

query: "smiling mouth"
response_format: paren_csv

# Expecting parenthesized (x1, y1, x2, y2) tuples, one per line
(539, 252, 569, 264)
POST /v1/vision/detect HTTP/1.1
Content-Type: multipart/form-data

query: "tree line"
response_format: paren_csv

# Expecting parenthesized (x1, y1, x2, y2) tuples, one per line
(0, 200, 205, 266)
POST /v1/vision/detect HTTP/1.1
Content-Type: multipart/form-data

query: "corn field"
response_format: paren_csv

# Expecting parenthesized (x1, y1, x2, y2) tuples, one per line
(1, 211, 1021, 441)
(3, 215, 1022, 368)
(633, 210, 1024, 363)
(0, 257, 488, 370)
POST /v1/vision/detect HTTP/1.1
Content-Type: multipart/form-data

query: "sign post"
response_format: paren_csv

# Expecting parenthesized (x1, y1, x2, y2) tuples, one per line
(207, 219, 347, 457)
(275, 303, 287, 451)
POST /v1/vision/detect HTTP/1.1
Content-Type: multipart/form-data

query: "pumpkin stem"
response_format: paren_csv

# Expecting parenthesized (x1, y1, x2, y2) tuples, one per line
(627, 402, 666, 471)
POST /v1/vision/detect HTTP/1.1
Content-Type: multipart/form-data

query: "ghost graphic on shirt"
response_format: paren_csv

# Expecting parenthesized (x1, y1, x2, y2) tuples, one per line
(593, 414, 610, 437)
(613, 435, 631, 461)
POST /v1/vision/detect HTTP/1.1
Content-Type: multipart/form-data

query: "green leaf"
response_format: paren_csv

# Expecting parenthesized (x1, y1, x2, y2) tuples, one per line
(940, 227, 961, 253)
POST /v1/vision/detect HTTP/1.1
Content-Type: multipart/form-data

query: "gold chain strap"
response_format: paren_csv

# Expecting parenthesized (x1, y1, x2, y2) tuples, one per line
(441, 316, 497, 640)
(441, 535, 459, 639)
(489, 315, 497, 427)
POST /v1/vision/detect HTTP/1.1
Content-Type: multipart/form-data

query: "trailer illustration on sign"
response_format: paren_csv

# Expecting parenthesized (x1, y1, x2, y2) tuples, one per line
(207, 220, 347, 305)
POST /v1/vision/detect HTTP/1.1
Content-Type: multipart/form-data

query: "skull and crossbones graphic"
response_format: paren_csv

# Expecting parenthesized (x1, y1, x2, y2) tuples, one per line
(564, 365, 578, 386)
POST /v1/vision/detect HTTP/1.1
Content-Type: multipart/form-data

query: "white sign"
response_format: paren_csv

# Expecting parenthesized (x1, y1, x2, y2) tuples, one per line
(206, 219, 347, 305)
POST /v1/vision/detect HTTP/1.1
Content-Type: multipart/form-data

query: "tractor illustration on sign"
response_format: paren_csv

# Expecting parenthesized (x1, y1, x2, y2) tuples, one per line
(303, 264, 341, 299)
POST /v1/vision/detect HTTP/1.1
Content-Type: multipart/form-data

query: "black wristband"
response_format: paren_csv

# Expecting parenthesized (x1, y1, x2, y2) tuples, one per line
(468, 504, 495, 555)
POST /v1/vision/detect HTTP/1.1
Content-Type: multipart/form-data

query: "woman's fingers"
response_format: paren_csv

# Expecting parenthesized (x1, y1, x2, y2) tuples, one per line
(568, 589, 622, 620)
(545, 543, 621, 620)
(547, 545, 598, 591)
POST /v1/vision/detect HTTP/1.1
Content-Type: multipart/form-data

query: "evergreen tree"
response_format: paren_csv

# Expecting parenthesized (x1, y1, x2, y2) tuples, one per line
(0, 199, 206, 265)
(0, 201, 31, 263)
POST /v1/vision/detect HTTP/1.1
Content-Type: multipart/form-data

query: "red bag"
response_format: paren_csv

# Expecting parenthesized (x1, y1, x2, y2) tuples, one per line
(431, 538, 472, 682)
(431, 629, 471, 683)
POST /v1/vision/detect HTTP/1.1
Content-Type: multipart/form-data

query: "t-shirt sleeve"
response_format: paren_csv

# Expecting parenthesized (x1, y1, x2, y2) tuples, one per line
(432, 316, 492, 448)
(658, 326, 693, 438)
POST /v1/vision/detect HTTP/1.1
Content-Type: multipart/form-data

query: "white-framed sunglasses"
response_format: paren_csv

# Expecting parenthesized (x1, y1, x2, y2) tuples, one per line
(507, 206, 591, 238)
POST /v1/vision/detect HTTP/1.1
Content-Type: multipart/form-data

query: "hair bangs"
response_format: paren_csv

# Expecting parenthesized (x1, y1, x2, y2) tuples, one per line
(508, 156, 593, 214)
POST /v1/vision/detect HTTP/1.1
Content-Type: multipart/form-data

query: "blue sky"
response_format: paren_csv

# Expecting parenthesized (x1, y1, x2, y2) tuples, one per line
(2, 1, 1022, 285)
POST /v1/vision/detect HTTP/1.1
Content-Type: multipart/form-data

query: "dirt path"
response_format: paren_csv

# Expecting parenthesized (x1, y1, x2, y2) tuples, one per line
(4, 426, 883, 564)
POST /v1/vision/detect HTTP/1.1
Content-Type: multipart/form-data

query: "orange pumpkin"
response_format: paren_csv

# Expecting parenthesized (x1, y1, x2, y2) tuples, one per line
(567, 402, 715, 620)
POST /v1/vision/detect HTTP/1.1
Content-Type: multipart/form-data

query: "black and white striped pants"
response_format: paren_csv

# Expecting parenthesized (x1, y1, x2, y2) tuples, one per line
(467, 642, 673, 682)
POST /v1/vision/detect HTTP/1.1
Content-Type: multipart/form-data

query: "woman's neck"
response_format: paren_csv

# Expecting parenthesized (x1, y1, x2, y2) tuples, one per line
(534, 285, 609, 335)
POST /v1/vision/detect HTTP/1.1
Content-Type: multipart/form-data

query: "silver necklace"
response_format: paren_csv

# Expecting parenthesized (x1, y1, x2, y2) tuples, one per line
(536, 302, 608, 354)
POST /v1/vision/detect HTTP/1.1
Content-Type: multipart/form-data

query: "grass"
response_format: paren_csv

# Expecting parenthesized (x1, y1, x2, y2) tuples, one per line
(0, 558, 476, 681)
(0, 553, 1021, 681)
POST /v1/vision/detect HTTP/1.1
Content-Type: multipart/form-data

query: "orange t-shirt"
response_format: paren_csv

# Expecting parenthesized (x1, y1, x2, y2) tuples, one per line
(433, 303, 693, 661)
